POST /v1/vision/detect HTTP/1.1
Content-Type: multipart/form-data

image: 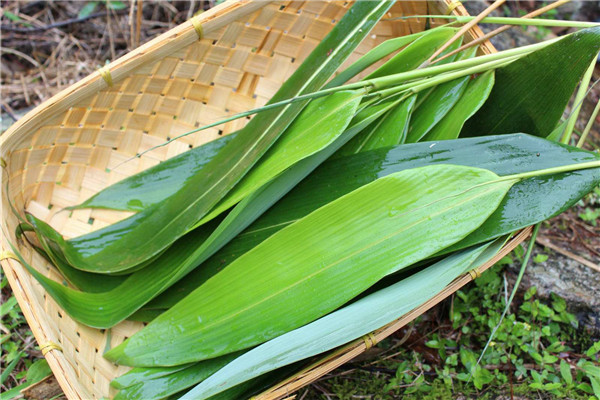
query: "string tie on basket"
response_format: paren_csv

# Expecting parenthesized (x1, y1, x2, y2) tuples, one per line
(362, 332, 378, 350)
(445, 0, 463, 15)
(467, 268, 482, 280)
(98, 66, 114, 87)
(190, 15, 204, 40)
(0, 251, 19, 262)
(40, 342, 63, 356)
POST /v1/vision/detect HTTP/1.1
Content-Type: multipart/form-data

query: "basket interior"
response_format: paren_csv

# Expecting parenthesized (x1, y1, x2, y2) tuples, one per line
(1, 1, 489, 398)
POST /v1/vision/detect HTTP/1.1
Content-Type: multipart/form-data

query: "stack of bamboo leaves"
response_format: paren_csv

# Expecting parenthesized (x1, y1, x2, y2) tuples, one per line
(9, 2, 600, 399)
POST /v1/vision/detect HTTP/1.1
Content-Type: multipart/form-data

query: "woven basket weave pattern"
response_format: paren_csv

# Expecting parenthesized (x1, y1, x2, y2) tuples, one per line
(1, 1, 490, 398)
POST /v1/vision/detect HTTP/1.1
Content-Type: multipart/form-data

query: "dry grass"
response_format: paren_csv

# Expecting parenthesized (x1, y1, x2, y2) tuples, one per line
(0, 1, 217, 118)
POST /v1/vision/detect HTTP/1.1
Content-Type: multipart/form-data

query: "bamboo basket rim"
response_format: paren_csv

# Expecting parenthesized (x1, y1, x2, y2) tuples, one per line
(0, 1, 507, 399)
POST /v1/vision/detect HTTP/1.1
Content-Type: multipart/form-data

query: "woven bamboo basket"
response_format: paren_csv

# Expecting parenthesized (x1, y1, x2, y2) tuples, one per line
(0, 1, 515, 398)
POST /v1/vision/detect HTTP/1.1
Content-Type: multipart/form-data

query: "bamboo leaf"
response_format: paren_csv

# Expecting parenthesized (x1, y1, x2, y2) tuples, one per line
(326, 30, 428, 88)
(41, 1, 394, 274)
(183, 239, 506, 399)
(112, 364, 193, 390)
(68, 134, 237, 212)
(29, 222, 125, 292)
(335, 93, 410, 157)
(113, 353, 239, 400)
(422, 70, 495, 141)
(15, 217, 216, 328)
(405, 47, 477, 143)
(336, 94, 416, 155)
(145, 135, 600, 311)
(356, 94, 417, 151)
(462, 26, 600, 137)
(366, 27, 457, 79)
(115, 364, 295, 400)
(105, 164, 516, 367)
(196, 90, 363, 226)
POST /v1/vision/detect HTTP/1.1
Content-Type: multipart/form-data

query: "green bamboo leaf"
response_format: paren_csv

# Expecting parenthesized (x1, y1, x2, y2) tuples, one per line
(41, 1, 394, 274)
(105, 164, 517, 367)
(144, 135, 600, 311)
(335, 93, 410, 157)
(326, 30, 428, 88)
(335, 93, 416, 156)
(71, 91, 362, 219)
(335, 30, 465, 154)
(19, 216, 217, 328)
(69, 134, 237, 212)
(354, 94, 416, 151)
(405, 47, 477, 143)
(182, 239, 506, 400)
(112, 363, 193, 390)
(366, 27, 457, 79)
(157, 366, 296, 400)
(113, 354, 239, 400)
(195, 90, 363, 226)
(28, 222, 125, 292)
(462, 26, 600, 137)
(422, 70, 495, 141)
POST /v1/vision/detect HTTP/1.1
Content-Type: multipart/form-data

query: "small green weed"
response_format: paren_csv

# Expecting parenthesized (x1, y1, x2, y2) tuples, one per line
(1, 274, 52, 398)
(578, 187, 600, 226)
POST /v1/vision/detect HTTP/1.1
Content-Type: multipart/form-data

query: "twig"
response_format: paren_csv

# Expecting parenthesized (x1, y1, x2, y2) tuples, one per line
(536, 236, 600, 272)
(106, 4, 116, 60)
(424, 0, 506, 66)
(1, 103, 18, 121)
(434, 0, 571, 64)
(0, 9, 129, 33)
(135, 0, 143, 49)
(187, 0, 197, 20)
(0, 47, 41, 68)
(19, 74, 30, 105)
(129, 0, 135, 50)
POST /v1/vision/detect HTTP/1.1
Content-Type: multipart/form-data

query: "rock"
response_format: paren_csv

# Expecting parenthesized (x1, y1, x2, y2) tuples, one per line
(517, 247, 600, 337)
